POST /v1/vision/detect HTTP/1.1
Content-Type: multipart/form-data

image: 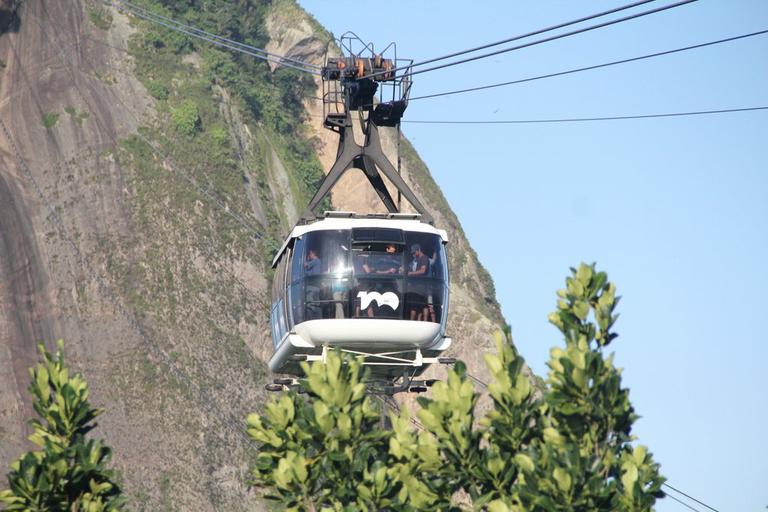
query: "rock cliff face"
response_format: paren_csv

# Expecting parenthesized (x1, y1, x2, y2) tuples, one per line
(1, 1, 507, 509)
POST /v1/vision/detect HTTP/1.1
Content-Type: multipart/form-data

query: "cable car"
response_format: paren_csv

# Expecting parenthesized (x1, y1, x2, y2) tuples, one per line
(269, 213, 451, 381)
(268, 35, 453, 391)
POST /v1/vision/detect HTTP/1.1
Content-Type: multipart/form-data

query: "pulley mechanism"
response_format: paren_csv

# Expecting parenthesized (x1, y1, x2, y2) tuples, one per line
(303, 33, 433, 223)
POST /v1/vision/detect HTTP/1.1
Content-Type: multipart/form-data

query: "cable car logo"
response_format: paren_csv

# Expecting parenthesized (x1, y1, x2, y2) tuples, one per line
(357, 291, 399, 311)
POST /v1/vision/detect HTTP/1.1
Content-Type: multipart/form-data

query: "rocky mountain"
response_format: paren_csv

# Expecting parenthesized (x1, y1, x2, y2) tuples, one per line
(0, 1, 509, 509)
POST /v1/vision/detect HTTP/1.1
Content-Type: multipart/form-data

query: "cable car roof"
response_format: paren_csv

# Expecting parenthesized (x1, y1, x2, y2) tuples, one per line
(272, 212, 449, 267)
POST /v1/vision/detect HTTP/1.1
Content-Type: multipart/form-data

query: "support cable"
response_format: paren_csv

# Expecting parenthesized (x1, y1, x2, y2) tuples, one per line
(663, 484, 720, 512)
(409, 29, 768, 101)
(363, 0, 697, 80)
(114, 0, 320, 69)
(403, 106, 768, 125)
(364, 0, 657, 80)
(109, 1, 321, 75)
(664, 492, 703, 512)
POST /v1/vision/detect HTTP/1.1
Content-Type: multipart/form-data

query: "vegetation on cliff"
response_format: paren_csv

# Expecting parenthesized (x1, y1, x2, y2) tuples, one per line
(122, 0, 323, 252)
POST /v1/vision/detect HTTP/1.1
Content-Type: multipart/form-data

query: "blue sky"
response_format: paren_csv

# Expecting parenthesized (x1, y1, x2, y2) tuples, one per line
(299, 1, 768, 510)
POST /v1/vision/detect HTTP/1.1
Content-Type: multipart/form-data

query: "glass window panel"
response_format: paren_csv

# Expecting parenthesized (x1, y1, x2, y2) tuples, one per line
(404, 280, 445, 323)
(353, 244, 404, 276)
(404, 233, 443, 278)
(289, 238, 305, 284)
(303, 275, 353, 319)
(431, 242, 448, 280)
(353, 276, 404, 319)
(278, 299, 288, 337)
(289, 282, 304, 326)
(284, 229, 448, 324)
(305, 230, 351, 276)
(352, 228, 403, 243)
(270, 305, 280, 347)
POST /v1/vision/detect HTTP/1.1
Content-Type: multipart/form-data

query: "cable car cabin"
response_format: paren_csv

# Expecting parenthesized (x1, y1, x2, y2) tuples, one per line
(269, 213, 451, 380)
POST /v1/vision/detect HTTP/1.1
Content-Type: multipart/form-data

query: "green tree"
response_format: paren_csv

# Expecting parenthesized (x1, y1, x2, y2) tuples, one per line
(247, 353, 452, 511)
(247, 264, 664, 511)
(416, 263, 664, 510)
(0, 341, 125, 512)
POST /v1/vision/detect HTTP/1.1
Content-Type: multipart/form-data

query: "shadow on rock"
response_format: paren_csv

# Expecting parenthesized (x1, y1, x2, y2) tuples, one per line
(0, 0, 21, 36)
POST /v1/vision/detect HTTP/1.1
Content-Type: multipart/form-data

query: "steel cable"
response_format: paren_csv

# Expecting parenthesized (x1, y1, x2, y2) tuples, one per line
(403, 106, 768, 125)
(360, 0, 659, 80)
(663, 483, 720, 512)
(409, 29, 768, 101)
(109, 1, 321, 75)
(363, 0, 698, 80)
(114, 0, 321, 69)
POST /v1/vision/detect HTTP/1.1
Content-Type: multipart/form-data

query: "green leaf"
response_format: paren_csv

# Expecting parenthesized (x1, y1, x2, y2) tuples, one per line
(553, 467, 572, 493)
(621, 463, 638, 496)
(514, 453, 534, 473)
(633, 445, 648, 465)
(488, 499, 511, 512)
(572, 300, 589, 320)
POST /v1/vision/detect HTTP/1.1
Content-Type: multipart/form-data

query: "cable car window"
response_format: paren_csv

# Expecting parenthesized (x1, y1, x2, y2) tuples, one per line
(290, 281, 304, 325)
(350, 239, 406, 319)
(279, 228, 447, 325)
(289, 237, 305, 283)
(353, 242, 404, 276)
(403, 232, 447, 323)
(304, 230, 351, 276)
(277, 299, 288, 339)
(354, 276, 404, 319)
(352, 228, 404, 243)
(270, 304, 280, 347)
(300, 230, 354, 319)
(272, 253, 286, 302)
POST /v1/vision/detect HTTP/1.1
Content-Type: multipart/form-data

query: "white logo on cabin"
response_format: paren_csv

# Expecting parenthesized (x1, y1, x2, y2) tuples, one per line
(357, 291, 400, 311)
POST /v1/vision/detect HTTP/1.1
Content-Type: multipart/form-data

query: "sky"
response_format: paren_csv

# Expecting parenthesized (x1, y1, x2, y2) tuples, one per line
(298, 1, 768, 511)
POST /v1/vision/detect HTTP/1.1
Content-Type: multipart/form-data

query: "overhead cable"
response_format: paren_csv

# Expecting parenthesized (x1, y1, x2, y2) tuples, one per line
(664, 492, 703, 512)
(361, 0, 658, 79)
(409, 28, 768, 101)
(403, 106, 768, 125)
(114, 0, 320, 69)
(663, 483, 721, 512)
(110, 1, 321, 75)
(365, 0, 698, 80)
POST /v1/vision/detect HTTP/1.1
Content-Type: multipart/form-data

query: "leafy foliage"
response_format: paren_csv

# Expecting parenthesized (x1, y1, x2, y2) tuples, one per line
(247, 264, 665, 511)
(42, 112, 59, 129)
(87, 6, 113, 31)
(170, 99, 201, 136)
(145, 80, 169, 101)
(126, 0, 325, 248)
(247, 352, 454, 511)
(0, 341, 125, 511)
